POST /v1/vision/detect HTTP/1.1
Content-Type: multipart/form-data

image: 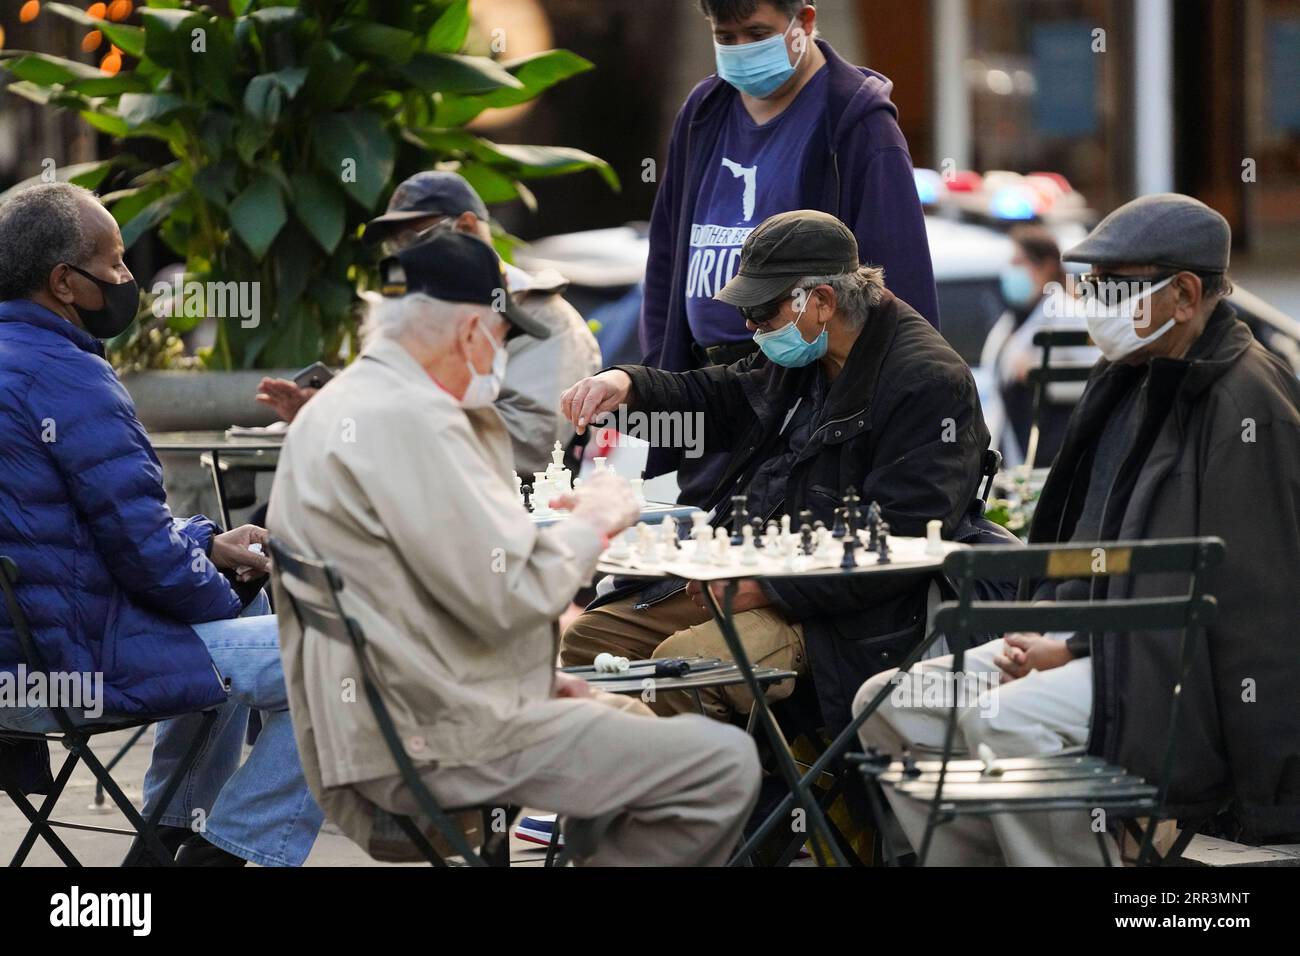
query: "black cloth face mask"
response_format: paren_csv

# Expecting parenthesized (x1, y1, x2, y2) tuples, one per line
(66, 264, 140, 339)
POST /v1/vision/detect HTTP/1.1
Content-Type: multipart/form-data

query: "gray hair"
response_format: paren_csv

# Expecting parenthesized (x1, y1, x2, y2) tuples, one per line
(0, 182, 97, 302)
(795, 265, 885, 330)
(360, 292, 474, 348)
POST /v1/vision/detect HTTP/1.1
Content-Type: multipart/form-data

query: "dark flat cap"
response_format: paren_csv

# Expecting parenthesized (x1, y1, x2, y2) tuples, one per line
(716, 210, 860, 307)
(365, 171, 490, 245)
(1063, 193, 1231, 273)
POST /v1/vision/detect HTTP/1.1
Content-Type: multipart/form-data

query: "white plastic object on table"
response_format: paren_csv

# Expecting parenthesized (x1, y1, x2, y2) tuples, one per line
(593, 653, 631, 674)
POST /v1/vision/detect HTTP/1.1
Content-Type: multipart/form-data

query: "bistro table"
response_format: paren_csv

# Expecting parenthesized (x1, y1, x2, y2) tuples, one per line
(595, 536, 965, 867)
(148, 430, 284, 530)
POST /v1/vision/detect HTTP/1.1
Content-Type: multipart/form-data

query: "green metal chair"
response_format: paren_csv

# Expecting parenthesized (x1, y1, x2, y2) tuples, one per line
(853, 536, 1226, 866)
(268, 539, 519, 868)
(0, 555, 216, 867)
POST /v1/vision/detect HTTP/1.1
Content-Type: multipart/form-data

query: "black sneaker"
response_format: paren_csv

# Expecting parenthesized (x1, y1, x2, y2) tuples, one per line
(121, 825, 191, 866)
(175, 835, 249, 867)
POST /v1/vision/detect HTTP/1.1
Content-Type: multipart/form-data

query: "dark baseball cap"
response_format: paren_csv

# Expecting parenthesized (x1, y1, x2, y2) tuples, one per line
(715, 210, 860, 307)
(365, 171, 491, 244)
(1063, 193, 1231, 273)
(378, 231, 549, 339)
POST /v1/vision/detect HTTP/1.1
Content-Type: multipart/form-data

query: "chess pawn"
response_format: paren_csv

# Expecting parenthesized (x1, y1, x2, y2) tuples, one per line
(780, 514, 792, 538)
(691, 513, 712, 562)
(740, 525, 759, 566)
(876, 521, 892, 564)
(713, 526, 731, 566)
(840, 536, 859, 571)
(636, 522, 658, 562)
(764, 523, 781, 553)
(659, 517, 678, 552)
(606, 530, 630, 560)
(799, 522, 814, 556)
(926, 519, 944, 556)
(593, 456, 609, 474)
(630, 477, 647, 505)
(532, 472, 552, 515)
(814, 526, 833, 561)
(521, 482, 534, 514)
(750, 516, 765, 548)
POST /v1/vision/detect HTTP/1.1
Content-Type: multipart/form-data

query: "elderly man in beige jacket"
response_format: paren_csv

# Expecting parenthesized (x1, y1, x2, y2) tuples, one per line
(268, 231, 760, 866)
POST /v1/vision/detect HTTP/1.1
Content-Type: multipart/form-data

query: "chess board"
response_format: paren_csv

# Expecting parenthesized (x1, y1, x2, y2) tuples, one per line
(596, 529, 962, 581)
(531, 501, 700, 528)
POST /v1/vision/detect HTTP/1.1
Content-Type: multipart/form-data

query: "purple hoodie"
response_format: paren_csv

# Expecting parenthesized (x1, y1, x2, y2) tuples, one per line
(639, 39, 939, 374)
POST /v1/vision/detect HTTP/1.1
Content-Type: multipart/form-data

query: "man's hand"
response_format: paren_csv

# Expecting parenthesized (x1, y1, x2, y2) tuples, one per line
(994, 632, 1074, 682)
(559, 370, 632, 435)
(553, 671, 592, 699)
(686, 578, 772, 614)
(256, 377, 317, 424)
(210, 524, 271, 582)
(550, 471, 639, 539)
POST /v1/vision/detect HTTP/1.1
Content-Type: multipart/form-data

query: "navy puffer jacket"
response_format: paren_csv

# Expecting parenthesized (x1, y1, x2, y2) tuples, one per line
(0, 299, 236, 717)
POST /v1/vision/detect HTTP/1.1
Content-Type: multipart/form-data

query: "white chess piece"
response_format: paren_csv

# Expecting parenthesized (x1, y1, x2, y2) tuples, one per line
(690, 512, 712, 562)
(764, 524, 781, 554)
(531, 472, 552, 515)
(606, 530, 630, 560)
(547, 441, 571, 493)
(635, 522, 653, 558)
(659, 518, 678, 553)
(713, 527, 730, 566)
(593, 653, 631, 674)
(814, 527, 832, 561)
(780, 514, 792, 539)
(630, 476, 646, 505)
(926, 519, 945, 556)
(783, 534, 800, 572)
(593, 456, 609, 475)
(740, 525, 758, 566)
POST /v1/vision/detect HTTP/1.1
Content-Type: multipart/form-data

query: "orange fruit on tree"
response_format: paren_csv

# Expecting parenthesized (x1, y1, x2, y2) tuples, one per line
(88, 2, 107, 18)
(19, 1, 41, 25)
(100, 52, 121, 75)
(107, 0, 132, 20)
(81, 30, 103, 52)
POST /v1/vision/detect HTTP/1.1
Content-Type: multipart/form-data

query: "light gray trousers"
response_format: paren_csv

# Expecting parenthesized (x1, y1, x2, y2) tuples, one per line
(357, 696, 761, 866)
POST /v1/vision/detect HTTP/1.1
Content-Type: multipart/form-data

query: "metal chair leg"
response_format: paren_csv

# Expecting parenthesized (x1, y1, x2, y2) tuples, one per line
(9, 748, 81, 866)
(93, 724, 149, 809)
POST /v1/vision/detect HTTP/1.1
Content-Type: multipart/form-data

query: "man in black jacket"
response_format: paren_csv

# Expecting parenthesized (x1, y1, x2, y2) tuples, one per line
(855, 194, 1300, 864)
(560, 211, 988, 731)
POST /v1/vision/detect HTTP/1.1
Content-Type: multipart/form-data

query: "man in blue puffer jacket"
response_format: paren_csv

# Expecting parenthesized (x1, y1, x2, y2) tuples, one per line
(0, 182, 322, 866)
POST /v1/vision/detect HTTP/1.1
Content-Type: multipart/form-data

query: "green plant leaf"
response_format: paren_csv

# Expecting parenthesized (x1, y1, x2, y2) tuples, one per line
(80, 108, 130, 137)
(290, 173, 346, 254)
(483, 143, 620, 191)
(455, 162, 522, 204)
(310, 110, 396, 210)
(243, 74, 284, 126)
(66, 72, 152, 97)
(0, 158, 124, 205)
(435, 50, 593, 126)
(331, 21, 418, 65)
(229, 175, 288, 260)
(303, 40, 355, 111)
(2, 53, 105, 86)
(427, 0, 471, 53)
(271, 66, 309, 99)
(118, 92, 188, 128)
(194, 160, 240, 208)
(2, 81, 53, 106)
(400, 53, 523, 95)
(140, 7, 201, 71)
(119, 192, 185, 250)
(42, 3, 147, 58)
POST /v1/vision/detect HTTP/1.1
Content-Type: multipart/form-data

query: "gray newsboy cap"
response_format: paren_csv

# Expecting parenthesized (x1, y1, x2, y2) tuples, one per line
(1064, 193, 1231, 273)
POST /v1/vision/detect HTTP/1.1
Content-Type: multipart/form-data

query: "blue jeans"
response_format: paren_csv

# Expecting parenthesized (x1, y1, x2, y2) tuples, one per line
(0, 593, 323, 866)
(143, 592, 324, 866)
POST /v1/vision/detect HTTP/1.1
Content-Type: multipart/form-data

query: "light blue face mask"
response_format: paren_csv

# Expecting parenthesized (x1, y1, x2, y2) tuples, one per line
(1000, 265, 1037, 307)
(714, 13, 808, 99)
(752, 294, 827, 367)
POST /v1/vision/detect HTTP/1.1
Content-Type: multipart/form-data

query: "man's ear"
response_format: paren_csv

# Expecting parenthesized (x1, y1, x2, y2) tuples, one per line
(1172, 272, 1203, 322)
(48, 262, 77, 304)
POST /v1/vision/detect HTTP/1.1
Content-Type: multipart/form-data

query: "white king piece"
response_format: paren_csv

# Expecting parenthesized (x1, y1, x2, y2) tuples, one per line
(546, 440, 572, 494)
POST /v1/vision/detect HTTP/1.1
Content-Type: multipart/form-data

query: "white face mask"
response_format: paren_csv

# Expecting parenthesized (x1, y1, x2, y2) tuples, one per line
(1083, 275, 1176, 361)
(461, 322, 507, 409)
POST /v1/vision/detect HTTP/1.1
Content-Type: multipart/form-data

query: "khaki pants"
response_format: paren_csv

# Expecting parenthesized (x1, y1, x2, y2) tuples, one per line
(355, 693, 761, 866)
(561, 590, 807, 721)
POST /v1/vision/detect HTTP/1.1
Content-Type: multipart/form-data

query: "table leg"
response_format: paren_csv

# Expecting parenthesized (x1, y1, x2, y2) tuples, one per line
(208, 449, 232, 531)
(702, 581, 847, 868)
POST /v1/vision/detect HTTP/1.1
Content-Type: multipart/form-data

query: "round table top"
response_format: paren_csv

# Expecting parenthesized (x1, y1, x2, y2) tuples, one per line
(596, 533, 963, 582)
(148, 430, 285, 453)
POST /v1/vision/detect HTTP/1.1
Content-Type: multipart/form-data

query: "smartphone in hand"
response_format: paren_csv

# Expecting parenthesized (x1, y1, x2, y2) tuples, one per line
(293, 362, 335, 390)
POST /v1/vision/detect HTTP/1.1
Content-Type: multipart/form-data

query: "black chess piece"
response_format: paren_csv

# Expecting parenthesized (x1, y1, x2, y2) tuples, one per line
(799, 522, 814, 555)
(867, 500, 882, 550)
(831, 507, 847, 539)
(521, 483, 534, 513)
(840, 535, 858, 570)
(730, 496, 749, 546)
(843, 490, 862, 537)
(876, 520, 891, 564)
(750, 516, 765, 548)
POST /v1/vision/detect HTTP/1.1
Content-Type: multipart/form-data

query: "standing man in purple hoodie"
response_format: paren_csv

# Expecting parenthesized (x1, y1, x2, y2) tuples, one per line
(639, 1, 939, 504)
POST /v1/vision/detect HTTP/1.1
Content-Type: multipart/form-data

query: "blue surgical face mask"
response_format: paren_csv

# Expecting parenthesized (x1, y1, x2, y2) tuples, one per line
(714, 13, 808, 99)
(752, 293, 827, 367)
(1000, 265, 1037, 307)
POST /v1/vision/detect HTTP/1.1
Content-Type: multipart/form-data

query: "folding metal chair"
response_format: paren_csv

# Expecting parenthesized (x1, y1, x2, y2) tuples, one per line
(0, 555, 217, 867)
(268, 539, 518, 867)
(853, 536, 1226, 866)
(1024, 329, 1094, 469)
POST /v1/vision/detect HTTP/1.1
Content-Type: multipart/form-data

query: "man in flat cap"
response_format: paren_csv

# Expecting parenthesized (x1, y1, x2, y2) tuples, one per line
(558, 210, 997, 734)
(854, 193, 1300, 864)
